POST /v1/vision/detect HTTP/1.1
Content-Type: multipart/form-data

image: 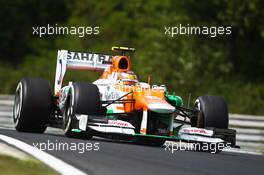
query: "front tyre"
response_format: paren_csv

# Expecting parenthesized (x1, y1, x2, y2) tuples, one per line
(194, 95, 229, 129)
(13, 78, 52, 133)
(63, 82, 101, 139)
(192, 96, 231, 153)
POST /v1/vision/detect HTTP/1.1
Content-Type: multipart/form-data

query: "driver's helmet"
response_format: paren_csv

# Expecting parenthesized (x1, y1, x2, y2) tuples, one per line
(117, 71, 138, 85)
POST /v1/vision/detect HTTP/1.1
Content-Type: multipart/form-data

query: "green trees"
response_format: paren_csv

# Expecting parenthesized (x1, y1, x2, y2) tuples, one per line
(0, 0, 263, 114)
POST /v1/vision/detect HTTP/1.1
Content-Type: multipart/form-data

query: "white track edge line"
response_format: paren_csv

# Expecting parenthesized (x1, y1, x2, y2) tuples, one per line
(223, 148, 263, 156)
(0, 134, 87, 175)
(0, 126, 15, 130)
(166, 141, 263, 155)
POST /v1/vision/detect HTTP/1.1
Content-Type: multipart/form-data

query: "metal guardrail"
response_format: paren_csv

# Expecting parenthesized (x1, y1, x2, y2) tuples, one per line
(0, 95, 14, 106)
(229, 114, 264, 152)
(0, 95, 263, 152)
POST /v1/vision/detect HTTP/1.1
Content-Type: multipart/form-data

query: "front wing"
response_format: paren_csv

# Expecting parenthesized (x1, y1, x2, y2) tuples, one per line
(69, 114, 236, 147)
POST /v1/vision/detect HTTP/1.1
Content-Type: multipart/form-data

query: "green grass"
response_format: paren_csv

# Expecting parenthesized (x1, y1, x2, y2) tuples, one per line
(0, 154, 58, 175)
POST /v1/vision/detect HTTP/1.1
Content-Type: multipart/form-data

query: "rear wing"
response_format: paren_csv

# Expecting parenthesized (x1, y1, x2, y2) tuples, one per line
(54, 50, 112, 95)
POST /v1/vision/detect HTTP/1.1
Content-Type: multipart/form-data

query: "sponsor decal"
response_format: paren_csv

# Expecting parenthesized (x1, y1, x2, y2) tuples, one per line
(180, 128, 213, 136)
(108, 120, 129, 127)
(67, 51, 112, 64)
(104, 86, 123, 100)
(105, 91, 121, 100)
(183, 129, 207, 134)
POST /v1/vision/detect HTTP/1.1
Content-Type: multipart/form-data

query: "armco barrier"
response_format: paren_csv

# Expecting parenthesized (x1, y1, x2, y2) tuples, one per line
(229, 114, 264, 152)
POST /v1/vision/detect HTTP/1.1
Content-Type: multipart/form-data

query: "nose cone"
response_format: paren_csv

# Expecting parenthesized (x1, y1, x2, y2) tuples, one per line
(134, 92, 175, 114)
(148, 103, 175, 114)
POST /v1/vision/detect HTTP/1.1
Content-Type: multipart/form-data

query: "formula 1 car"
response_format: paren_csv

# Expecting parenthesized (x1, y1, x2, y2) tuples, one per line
(13, 46, 236, 152)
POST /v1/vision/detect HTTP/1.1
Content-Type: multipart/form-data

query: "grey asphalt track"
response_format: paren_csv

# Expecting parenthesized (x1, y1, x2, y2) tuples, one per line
(0, 106, 264, 175)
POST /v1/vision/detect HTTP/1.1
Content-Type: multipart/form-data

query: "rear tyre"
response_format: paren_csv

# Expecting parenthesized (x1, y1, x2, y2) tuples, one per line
(194, 95, 229, 129)
(63, 82, 101, 139)
(13, 78, 52, 133)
